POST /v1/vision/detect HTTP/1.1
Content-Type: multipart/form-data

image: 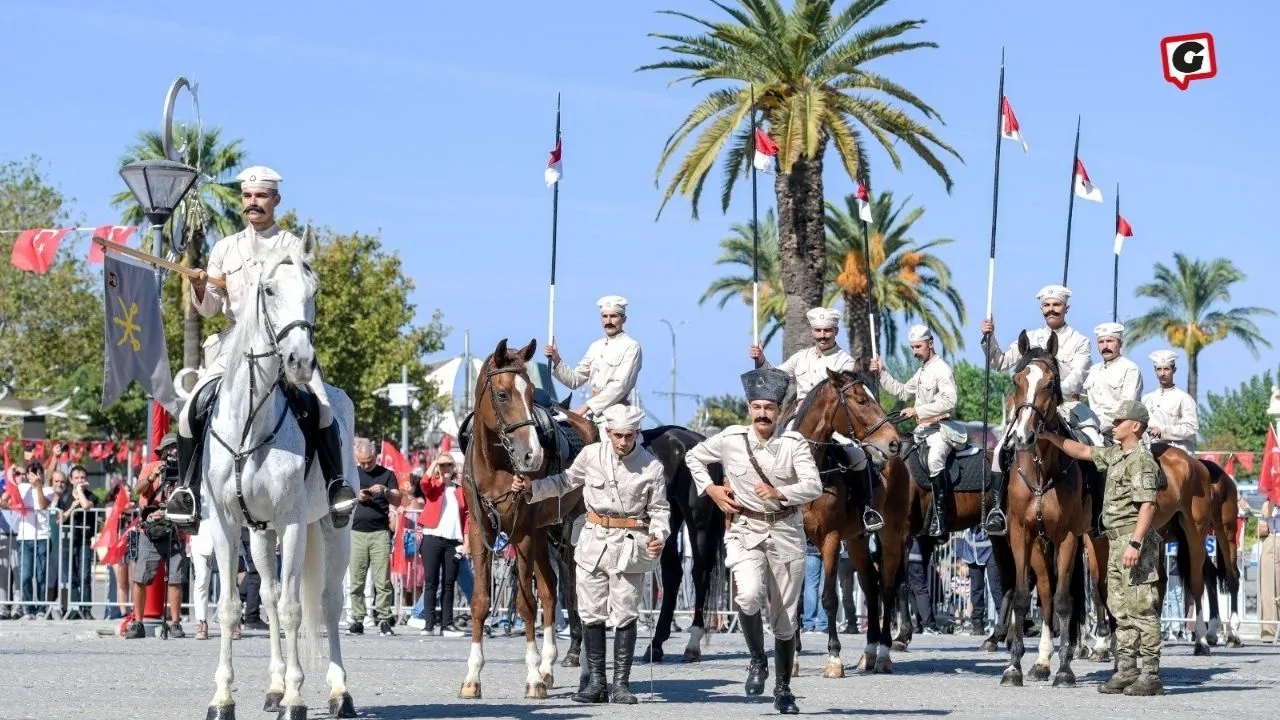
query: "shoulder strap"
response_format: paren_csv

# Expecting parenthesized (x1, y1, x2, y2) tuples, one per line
(740, 433, 775, 487)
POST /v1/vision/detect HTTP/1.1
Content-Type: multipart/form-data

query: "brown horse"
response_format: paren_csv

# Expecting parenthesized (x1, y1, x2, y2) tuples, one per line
(1200, 461, 1244, 648)
(1083, 446, 1215, 660)
(457, 339, 597, 700)
(791, 369, 909, 676)
(999, 332, 1088, 687)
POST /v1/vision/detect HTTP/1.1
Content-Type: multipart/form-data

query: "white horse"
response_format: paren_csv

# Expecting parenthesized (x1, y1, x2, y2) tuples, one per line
(201, 239, 356, 720)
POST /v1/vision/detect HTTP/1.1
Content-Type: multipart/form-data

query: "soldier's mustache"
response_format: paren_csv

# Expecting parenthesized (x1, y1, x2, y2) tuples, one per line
(754, 417, 773, 425)
(245, 205, 265, 214)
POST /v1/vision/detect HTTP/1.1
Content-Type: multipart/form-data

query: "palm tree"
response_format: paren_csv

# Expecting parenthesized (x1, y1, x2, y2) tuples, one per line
(824, 189, 966, 358)
(1124, 254, 1274, 400)
(112, 125, 245, 377)
(641, 0, 960, 357)
(700, 210, 786, 345)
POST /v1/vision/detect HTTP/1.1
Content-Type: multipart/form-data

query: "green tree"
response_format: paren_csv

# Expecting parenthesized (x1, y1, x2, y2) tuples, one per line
(1124, 254, 1274, 400)
(951, 359, 1013, 426)
(1198, 366, 1276, 466)
(694, 394, 750, 432)
(111, 125, 245, 380)
(699, 210, 785, 346)
(825, 189, 965, 359)
(642, 0, 960, 358)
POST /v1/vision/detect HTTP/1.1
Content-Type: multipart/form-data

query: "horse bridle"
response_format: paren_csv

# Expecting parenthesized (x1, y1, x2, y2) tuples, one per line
(480, 367, 538, 469)
(825, 378, 897, 466)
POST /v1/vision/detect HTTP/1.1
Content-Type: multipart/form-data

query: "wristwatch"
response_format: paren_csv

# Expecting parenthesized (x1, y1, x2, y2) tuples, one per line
(1128, 539, 1142, 550)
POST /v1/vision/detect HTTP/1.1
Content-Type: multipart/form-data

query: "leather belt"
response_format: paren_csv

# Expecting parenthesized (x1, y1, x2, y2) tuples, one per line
(587, 511, 647, 530)
(1102, 523, 1137, 540)
(736, 505, 797, 523)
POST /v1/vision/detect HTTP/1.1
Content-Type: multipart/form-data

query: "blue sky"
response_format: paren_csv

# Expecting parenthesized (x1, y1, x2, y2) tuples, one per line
(3, 1, 1275, 429)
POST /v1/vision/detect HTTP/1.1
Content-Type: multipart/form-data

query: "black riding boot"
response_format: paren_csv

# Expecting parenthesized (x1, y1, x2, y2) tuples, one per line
(316, 423, 358, 527)
(983, 471, 1008, 536)
(927, 474, 950, 537)
(772, 636, 799, 714)
(572, 622, 609, 703)
(860, 467, 885, 533)
(166, 433, 202, 533)
(739, 611, 769, 696)
(610, 621, 639, 704)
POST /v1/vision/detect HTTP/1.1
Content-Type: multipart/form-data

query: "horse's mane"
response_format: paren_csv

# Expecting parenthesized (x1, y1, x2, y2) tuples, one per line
(222, 246, 317, 376)
(1013, 346, 1064, 406)
(793, 370, 877, 429)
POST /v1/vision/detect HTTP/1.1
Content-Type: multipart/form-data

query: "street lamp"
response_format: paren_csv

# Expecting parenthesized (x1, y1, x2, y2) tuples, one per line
(658, 319, 686, 425)
(373, 365, 422, 455)
(119, 159, 199, 232)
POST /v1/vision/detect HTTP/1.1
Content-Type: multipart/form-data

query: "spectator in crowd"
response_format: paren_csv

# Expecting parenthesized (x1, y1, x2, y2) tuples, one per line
(101, 481, 134, 620)
(959, 527, 1002, 635)
(348, 438, 400, 636)
(801, 539, 827, 633)
(418, 453, 467, 637)
(237, 526, 267, 632)
(1259, 500, 1278, 643)
(906, 538, 939, 634)
(1160, 541, 1184, 641)
(0, 466, 19, 619)
(11, 462, 54, 619)
(188, 497, 218, 640)
(836, 540, 860, 634)
(56, 466, 98, 619)
(125, 436, 189, 639)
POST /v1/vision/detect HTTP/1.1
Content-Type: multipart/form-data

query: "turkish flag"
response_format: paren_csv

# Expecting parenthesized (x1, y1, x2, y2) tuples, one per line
(88, 225, 137, 264)
(115, 441, 130, 464)
(4, 479, 27, 516)
(10, 228, 69, 273)
(149, 402, 171, 461)
(1234, 452, 1256, 474)
(1, 437, 13, 471)
(1258, 427, 1280, 505)
(94, 487, 131, 564)
(380, 441, 413, 497)
(390, 510, 408, 578)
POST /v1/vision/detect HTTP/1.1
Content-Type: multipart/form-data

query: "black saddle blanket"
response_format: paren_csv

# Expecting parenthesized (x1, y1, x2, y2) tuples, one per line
(906, 444, 992, 493)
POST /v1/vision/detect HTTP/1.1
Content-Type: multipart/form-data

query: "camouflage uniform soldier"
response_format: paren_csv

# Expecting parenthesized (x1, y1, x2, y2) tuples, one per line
(1039, 400, 1164, 696)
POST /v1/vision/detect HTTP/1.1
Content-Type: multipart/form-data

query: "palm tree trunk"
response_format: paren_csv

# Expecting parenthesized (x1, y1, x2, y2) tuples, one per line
(180, 228, 205, 389)
(1187, 348, 1199, 402)
(775, 150, 827, 359)
(845, 291, 873, 361)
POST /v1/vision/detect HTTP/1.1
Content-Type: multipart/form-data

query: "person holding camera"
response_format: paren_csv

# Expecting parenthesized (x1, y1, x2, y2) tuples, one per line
(125, 434, 190, 639)
(417, 452, 468, 637)
(56, 466, 98, 619)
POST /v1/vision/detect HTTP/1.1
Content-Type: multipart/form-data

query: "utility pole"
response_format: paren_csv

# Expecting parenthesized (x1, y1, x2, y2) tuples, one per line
(373, 364, 421, 456)
(654, 319, 698, 425)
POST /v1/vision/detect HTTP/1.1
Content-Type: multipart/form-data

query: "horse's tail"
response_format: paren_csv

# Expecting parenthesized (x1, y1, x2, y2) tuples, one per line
(300, 520, 327, 671)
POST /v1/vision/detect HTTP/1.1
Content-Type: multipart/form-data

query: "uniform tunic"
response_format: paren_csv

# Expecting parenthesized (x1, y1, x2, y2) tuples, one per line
(878, 356, 966, 475)
(685, 425, 823, 640)
(1141, 386, 1198, 454)
(551, 332, 642, 417)
(528, 441, 670, 627)
(1084, 356, 1144, 426)
(764, 345, 856, 406)
(1093, 444, 1163, 663)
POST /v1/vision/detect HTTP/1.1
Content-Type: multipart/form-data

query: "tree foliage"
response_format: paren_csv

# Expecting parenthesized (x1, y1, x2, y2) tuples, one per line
(694, 394, 750, 432)
(1198, 366, 1277, 459)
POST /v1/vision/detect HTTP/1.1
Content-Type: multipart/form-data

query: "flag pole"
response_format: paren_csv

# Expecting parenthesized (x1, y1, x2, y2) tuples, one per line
(981, 48, 1006, 532)
(859, 175, 878, 361)
(1062, 115, 1081, 286)
(1113, 183, 1120, 322)
(548, 93, 561, 348)
(750, 85, 760, 348)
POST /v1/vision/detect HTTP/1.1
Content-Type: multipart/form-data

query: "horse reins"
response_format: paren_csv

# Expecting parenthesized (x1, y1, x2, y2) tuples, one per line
(463, 366, 540, 554)
(1009, 359, 1074, 539)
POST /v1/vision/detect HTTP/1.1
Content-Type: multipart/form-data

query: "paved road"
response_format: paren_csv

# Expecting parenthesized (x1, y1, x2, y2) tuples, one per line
(2, 619, 1277, 719)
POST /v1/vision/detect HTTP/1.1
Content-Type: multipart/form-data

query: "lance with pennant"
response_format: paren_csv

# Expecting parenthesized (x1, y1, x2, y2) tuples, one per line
(750, 85, 761, 347)
(546, 94, 562, 347)
(981, 49, 1007, 534)
(1062, 115, 1081, 285)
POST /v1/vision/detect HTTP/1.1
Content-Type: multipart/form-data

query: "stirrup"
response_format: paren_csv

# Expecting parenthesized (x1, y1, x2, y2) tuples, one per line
(166, 487, 198, 526)
(862, 508, 885, 533)
(983, 508, 1007, 536)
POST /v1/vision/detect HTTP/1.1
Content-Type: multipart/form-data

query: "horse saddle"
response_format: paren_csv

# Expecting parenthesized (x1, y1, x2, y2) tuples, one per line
(904, 441, 991, 494)
(185, 377, 320, 479)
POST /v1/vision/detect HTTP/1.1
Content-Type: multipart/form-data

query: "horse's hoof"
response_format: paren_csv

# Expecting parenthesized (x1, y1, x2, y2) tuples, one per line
(823, 660, 845, 679)
(561, 653, 580, 668)
(1076, 645, 1090, 659)
(873, 657, 893, 674)
(682, 647, 701, 662)
(1000, 668, 1023, 687)
(541, 672, 554, 688)
(856, 653, 872, 673)
(1226, 637, 1243, 649)
(207, 705, 236, 720)
(458, 681, 482, 699)
(524, 682, 548, 699)
(1207, 635, 1220, 647)
(1028, 663, 1051, 682)
(276, 707, 307, 720)
(891, 640, 907, 652)
(264, 692, 284, 713)
(980, 640, 998, 654)
(639, 646, 662, 664)
(1052, 670, 1076, 688)
(328, 693, 356, 719)
(1193, 642, 1211, 657)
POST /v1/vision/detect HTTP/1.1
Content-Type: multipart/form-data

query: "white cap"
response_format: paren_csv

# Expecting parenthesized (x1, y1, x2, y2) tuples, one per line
(237, 166, 282, 190)
(597, 295, 628, 314)
(1093, 322, 1124, 340)
(1036, 284, 1072, 302)
(602, 405, 646, 431)
(1148, 349, 1178, 368)
(907, 324, 933, 342)
(805, 307, 840, 330)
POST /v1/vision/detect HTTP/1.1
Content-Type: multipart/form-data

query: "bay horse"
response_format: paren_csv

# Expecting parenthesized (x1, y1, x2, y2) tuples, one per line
(1200, 460, 1244, 648)
(458, 339, 596, 700)
(999, 331, 1088, 687)
(638, 426, 727, 664)
(791, 368, 908, 676)
(201, 242, 357, 719)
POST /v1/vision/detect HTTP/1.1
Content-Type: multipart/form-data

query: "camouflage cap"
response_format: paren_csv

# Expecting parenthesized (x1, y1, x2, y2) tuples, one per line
(1113, 400, 1149, 424)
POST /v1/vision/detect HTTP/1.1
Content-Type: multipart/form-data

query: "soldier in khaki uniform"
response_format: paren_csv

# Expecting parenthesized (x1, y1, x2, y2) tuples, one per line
(1039, 400, 1165, 696)
(546, 295, 643, 429)
(511, 404, 669, 704)
(871, 324, 965, 536)
(685, 368, 823, 714)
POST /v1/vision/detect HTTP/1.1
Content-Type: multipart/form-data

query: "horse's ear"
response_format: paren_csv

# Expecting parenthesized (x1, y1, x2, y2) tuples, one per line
(518, 339, 538, 362)
(825, 367, 843, 386)
(493, 338, 509, 366)
(300, 226, 316, 261)
(1017, 330, 1030, 356)
(1045, 328, 1059, 356)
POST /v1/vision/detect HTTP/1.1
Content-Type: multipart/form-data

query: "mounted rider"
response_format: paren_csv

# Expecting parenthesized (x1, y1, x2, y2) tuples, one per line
(749, 306, 884, 532)
(871, 324, 966, 537)
(1083, 322, 1144, 434)
(166, 166, 357, 533)
(981, 284, 1098, 534)
(545, 295, 643, 430)
(1140, 350, 1198, 455)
